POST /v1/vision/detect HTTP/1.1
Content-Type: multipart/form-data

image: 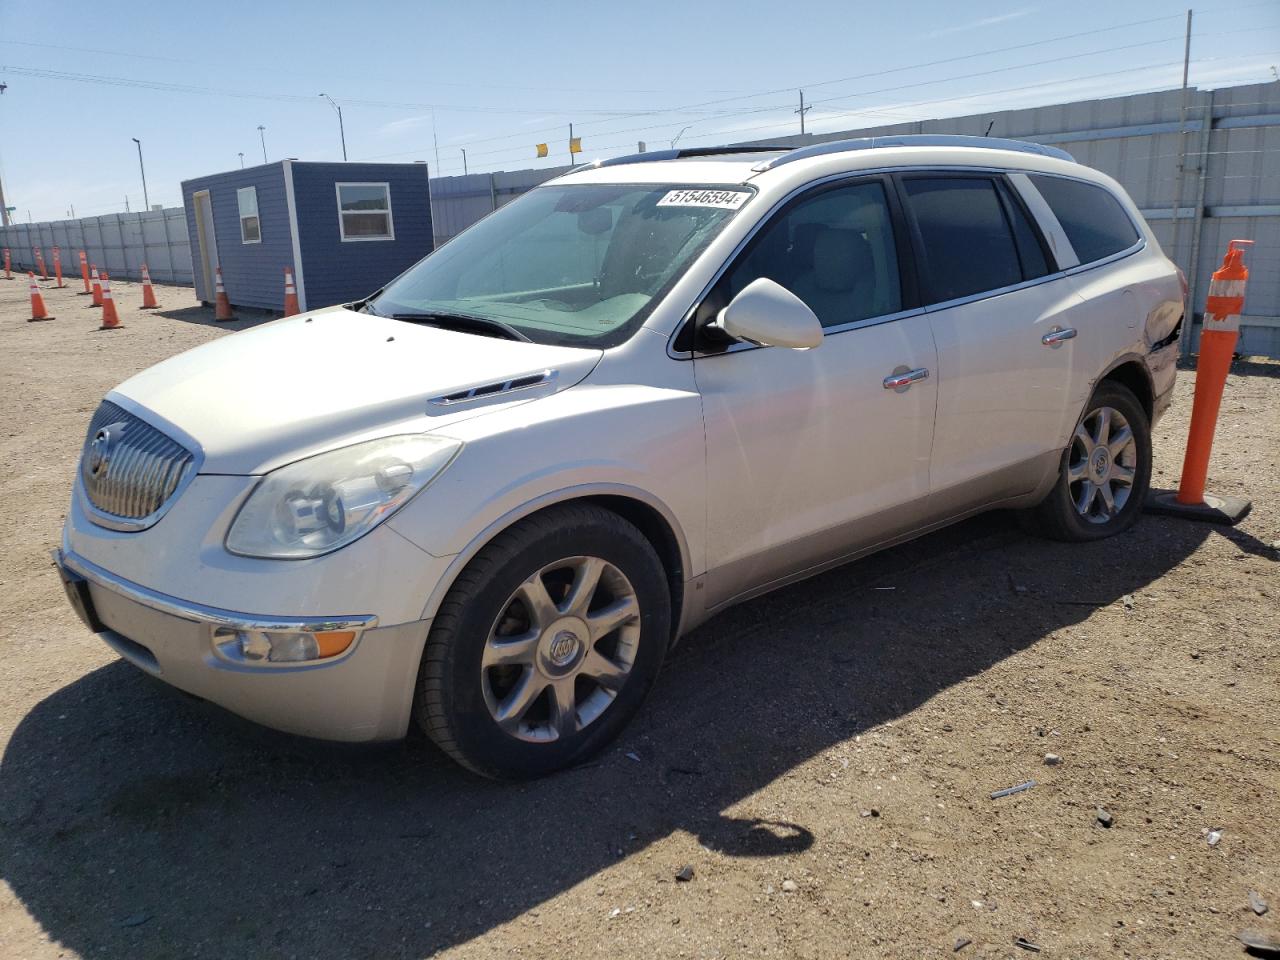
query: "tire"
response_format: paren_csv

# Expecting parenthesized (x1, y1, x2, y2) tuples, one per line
(415, 503, 671, 779)
(1020, 380, 1152, 542)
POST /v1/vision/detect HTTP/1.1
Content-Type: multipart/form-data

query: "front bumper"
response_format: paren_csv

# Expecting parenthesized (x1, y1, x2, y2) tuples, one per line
(54, 549, 428, 742)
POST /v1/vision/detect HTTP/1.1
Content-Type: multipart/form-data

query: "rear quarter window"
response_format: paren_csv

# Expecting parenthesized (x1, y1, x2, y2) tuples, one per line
(1028, 175, 1140, 265)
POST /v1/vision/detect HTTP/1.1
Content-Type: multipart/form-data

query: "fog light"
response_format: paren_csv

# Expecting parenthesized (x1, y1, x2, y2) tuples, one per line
(214, 628, 357, 664)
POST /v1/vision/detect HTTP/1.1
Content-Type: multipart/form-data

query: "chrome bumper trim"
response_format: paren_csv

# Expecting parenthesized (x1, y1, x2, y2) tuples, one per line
(55, 549, 378, 634)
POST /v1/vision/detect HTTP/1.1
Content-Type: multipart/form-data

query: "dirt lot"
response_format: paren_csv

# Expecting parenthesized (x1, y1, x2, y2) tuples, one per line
(0, 272, 1276, 960)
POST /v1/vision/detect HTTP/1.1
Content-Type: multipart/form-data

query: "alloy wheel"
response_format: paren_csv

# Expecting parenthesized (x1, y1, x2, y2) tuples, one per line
(481, 556, 641, 743)
(1068, 405, 1138, 524)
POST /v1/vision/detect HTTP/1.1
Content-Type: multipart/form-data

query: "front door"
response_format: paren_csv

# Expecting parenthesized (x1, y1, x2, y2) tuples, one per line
(192, 190, 218, 304)
(693, 177, 938, 610)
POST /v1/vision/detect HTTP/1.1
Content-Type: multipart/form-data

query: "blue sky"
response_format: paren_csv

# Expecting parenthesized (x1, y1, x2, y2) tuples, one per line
(1, 0, 1277, 222)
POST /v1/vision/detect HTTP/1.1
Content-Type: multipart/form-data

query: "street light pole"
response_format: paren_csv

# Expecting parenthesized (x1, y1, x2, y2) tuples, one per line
(461, 148, 468, 175)
(671, 125, 692, 149)
(319, 93, 348, 161)
(257, 125, 268, 163)
(131, 137, 150, 210)
(238, 152, 245, 169)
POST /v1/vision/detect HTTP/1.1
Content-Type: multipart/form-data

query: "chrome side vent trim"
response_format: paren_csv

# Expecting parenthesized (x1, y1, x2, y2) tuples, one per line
(429, 369, 558, 407)
(78, 400, 198, 532)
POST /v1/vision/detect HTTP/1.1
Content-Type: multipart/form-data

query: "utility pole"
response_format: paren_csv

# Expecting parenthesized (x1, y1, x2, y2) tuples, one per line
(124, 196, 130, 213)
(70, 202, 75, 218)
(131, 137, 150, 210)
(257, 125, 268, 163)
(461, 148, 468, 175)
(319, 93, 348, 161)
(1172, 8, 1194, 357)
(795, 89, 812, 136)
(0, 82, 10, 226)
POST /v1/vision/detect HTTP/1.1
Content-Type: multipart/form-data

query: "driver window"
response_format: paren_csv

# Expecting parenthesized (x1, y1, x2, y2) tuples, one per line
(720, 180, 902, 328)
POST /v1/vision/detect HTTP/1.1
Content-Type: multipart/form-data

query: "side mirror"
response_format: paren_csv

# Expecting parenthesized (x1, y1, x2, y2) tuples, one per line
(714, 278, 823, 350)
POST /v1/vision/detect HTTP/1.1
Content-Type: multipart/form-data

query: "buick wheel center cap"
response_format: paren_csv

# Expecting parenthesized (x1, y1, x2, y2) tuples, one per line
(548, 630, 581, 666)
(1091, 447, 1110, 479)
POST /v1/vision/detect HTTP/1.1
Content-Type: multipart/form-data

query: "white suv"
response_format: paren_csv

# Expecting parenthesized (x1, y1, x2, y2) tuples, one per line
(55, 135, 1183, 778)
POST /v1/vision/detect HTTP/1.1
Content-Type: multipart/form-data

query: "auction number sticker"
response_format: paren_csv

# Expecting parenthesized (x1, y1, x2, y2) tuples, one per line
(657, 189, 750, 209)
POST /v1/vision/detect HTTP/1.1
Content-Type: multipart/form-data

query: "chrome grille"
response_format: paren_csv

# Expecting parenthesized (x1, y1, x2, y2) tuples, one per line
(80, 400, 194, 526)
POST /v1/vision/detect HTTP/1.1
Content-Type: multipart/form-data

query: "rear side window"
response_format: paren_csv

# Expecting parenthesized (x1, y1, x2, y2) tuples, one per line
(901, 177, 1022, 303)
(1028, 175, 1139, 264)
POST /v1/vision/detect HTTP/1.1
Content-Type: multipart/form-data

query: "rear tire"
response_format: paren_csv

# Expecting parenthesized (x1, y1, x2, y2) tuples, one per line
(1020, 381, 1151, 542)
(415, 503, 670, 779)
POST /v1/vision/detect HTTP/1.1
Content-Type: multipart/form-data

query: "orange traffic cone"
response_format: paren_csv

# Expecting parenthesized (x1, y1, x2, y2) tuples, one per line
(28, 272, 53, 322)
(79, 251, 91, 293)
(99, 272, 123, 330)
(214, 267, 236, 322)
(3, 248, 11, 280)
(53, 247, 64, 288)
(35, 248, 49, 281)
(139, 264, 159, 309)
(283, 267, 300, 316)
(90, 266, 103, 307)
(1147, 239, 1255, 525)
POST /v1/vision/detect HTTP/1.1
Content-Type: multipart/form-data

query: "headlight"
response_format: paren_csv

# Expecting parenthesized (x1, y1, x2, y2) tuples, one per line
(226, 435, 460, 559)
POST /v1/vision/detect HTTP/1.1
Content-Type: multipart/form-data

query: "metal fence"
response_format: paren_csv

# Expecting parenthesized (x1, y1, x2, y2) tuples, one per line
(0, 208, 192, 284)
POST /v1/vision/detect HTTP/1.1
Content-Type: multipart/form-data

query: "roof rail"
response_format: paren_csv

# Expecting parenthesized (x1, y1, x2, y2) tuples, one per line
(593, 144, 793, 169)
(751, 134, 1074, 171)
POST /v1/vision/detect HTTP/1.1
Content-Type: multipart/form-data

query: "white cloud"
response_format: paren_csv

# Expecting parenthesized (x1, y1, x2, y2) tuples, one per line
(927, 7, 1038, 39)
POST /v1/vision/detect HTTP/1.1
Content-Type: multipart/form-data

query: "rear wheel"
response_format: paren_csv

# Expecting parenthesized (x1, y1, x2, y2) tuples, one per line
(1021, 381, 1151, 542)
(415, 504, 670, 779)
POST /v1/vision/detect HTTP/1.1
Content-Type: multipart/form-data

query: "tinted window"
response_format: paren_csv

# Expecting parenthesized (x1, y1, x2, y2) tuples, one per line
(1029, 175, 1140, 264)
(1000, 182, 1051, 280)
(720, 180, 902, 328)
(902, 177, 1022, 303)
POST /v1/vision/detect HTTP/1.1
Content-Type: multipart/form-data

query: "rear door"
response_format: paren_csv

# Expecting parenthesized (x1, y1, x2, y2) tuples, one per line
(897, 172, 1089, 511)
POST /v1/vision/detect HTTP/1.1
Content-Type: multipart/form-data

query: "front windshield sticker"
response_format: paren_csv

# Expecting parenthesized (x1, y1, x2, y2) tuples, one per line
(656, 189, 750, 209)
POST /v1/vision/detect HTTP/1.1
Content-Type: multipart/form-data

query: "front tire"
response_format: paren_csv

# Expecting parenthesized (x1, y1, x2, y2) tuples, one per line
(1020, 381, 1152, 542)
(415, 504, 671, 779)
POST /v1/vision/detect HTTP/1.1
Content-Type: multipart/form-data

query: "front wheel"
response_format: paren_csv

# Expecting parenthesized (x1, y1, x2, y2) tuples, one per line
(1020, 381, 1152, 542)
(415, 504, 670, 779)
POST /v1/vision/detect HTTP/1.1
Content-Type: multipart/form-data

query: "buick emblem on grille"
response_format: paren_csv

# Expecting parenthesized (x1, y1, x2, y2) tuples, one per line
(87, 426, 117, 476)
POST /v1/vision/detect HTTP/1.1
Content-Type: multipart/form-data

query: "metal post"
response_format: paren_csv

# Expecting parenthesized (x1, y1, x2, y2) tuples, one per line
(258, 125, 268, 163)
(461, 148, 468, 175)
(569, 123, 575, 167)
(319, 94, 348, 161)
(239, 152, 245, 169)
(1171, 9, 1193, 355)
(131, 138, 150, 210)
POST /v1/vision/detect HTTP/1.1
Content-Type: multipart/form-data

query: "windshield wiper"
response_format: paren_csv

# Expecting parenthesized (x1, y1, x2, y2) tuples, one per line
(389, 311, 531, 342)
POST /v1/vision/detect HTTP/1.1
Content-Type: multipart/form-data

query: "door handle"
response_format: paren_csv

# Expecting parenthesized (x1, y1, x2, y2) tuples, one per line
(1041, 326, 1078, 346)
(883, 367, 930, 390)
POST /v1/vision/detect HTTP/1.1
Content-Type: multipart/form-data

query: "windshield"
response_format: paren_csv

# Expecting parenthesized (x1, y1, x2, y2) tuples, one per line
(370, 182, 753, 348)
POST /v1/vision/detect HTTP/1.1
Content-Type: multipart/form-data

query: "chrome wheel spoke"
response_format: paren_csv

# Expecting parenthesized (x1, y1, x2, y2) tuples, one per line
(1091, 407, 1112, 447)
(1111, 463, 1136, 486)
(548, 679, 578, 738)
(581, 649, 629, 691)
(561, 556, 605, 618)
(493, 668, 544, 731)
(1108, 425, 1134, 458)
(1098, 480, 1117, 515)
(517, 575, 558, 631)
(1067, 459, 1089, 482)
(1074, 422, 1093, 452)
(1075, 480, 1097, 515)
(482, 629, 539, 668)
(586, 595, 639, 641)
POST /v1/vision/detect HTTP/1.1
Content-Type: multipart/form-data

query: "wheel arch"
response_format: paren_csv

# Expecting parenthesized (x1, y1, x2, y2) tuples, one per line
(1096, 354, 1155, 422)
(417, 483, 691, 642)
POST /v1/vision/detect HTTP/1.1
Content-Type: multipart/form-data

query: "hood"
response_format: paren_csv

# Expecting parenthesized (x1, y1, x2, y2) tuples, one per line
(110, 307, 602, 475)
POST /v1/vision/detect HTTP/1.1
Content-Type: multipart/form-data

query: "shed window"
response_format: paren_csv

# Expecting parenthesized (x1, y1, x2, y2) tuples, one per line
(237, 186, 261, 243)
(337, 183, 394, 241)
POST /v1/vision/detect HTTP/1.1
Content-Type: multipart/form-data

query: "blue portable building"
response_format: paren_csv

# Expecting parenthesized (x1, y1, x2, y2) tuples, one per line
(180, 160, 433, 312)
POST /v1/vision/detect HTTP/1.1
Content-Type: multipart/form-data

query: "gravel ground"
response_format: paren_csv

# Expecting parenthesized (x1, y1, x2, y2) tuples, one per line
(0, 273, 1277, 960)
